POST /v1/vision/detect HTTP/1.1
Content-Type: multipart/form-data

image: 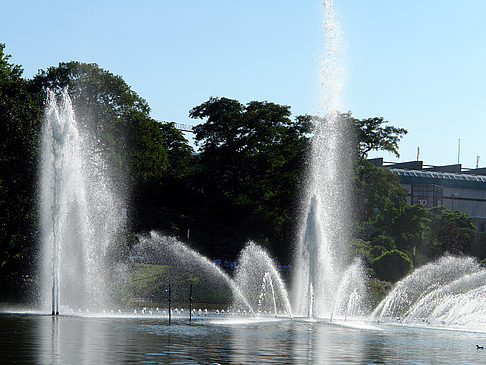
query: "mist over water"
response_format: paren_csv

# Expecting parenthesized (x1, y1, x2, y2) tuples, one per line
(39, 89, 124, 313)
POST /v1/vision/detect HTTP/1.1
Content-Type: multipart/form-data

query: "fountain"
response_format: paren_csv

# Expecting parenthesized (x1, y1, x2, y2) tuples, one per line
(259, 272, 277, 316)
(34, 0, 483, 335)
(34, 0, 368, 320)
(5, 1, 486, 363)
(234, 242, 292, 317)
(291, 0, 368, 319)
(370, 255, 486, 330)
(39, 89, 124, 314)
(37, 88, 296, 317)
(131, 232, 256, 313)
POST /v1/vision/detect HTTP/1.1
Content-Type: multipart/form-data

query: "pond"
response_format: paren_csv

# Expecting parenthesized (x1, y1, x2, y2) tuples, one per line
(1, 313, 485, 364)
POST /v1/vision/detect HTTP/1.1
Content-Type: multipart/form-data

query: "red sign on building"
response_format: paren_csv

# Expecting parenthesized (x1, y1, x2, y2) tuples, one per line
(417, 197, 429, 208)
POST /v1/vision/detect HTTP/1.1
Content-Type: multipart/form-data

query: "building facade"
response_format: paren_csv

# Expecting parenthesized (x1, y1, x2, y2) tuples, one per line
(369, 158, 486, 232)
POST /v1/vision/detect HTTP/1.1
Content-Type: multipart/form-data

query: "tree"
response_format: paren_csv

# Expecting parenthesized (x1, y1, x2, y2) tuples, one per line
(391, 204, 429, 253)
(354, 161, 409, 239)
(158, 122, 195, 180)
(0, 44, 42, 298)
(131, 121, 196, 234)
(315, 112, 407, 164)
(353, 156, 438, 271)
(426, 207, 476, 256)
(32, 62, 165, 188)
(371, 249, 413, 282)
(189, 97, 311, 259)
(355, 116, 407, 164)
(32, 62, 196, 243)
(127, 112, 169, 185)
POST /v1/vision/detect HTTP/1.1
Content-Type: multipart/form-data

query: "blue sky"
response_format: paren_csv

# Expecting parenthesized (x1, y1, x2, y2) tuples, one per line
(2, 1, 485, 167)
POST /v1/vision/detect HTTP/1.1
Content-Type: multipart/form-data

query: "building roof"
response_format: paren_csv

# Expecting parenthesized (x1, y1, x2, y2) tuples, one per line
(390, 168, 486, 189)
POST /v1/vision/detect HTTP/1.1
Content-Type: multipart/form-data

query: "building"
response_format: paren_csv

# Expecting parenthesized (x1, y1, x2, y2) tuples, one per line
(369, 158, 486, 232)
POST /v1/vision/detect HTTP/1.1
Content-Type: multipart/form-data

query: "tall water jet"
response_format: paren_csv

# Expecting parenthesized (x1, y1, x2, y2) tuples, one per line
(39, 89, 123, 314)
(292, 0, 364, 318)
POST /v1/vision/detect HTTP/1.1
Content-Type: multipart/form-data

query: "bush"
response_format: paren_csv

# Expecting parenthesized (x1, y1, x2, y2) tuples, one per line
(368, 278, 393, 306)
(371, 249, 413, 282)
(371, 235, 396, 251)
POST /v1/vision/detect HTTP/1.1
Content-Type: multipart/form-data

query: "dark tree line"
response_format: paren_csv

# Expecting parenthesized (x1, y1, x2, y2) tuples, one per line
(188, 97, 312, 260)
(0, 43, 482, 300)
(0, 44, 42, 298)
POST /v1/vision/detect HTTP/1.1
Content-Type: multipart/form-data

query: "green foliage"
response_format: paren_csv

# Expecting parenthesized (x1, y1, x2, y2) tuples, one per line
(128, 113, 169, 184)
(368, 278, 393, 306)
(371, 249, 413, 282)
(129, 120, 195, 234)
(355, 161, 408, 237)
(391, 204, 429, 252)
(0, 44, 42, 298)
(305, 112, 407, 165)
(369, 235, 396, 258)
(354, 162, 436, 269)
(0, 44, 23, 80)
(425, 206, 476, 256)
(471, 232, 486, 261)
(356, 116, 408, 163)
(355, 158, 478, 269)
(32, 62, 160, 185)
(32, 62, 195, 237)
(189, 97, 311, 259)
(32, 61, 150, 115)
(352, 238, 373, 263)
(159, 122, 195, 179)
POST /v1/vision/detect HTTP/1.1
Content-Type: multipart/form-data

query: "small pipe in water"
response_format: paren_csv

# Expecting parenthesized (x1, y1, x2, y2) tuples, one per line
(56, 278, 59, 315)
(51, 276, 56, 316)
(52, 238, 57, 315)
(189, 283, 193, 322)
(168, 284, 172, 325)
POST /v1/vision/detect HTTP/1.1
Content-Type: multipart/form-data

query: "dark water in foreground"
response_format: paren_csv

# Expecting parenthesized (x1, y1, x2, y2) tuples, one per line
(1, 313, 486, 364)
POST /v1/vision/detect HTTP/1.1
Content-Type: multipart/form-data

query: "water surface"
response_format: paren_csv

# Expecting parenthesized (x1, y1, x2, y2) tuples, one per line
(1, 314, 485, 364)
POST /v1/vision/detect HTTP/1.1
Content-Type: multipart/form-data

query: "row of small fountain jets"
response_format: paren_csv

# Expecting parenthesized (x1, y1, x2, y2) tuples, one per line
(65, 307, 286, 318)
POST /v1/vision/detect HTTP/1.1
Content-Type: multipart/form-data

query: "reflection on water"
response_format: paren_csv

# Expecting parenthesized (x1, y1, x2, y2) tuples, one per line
(1, 314, 486, 364)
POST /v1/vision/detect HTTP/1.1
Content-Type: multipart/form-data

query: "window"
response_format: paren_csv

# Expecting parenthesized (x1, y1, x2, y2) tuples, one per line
(411, 184, 444, 208)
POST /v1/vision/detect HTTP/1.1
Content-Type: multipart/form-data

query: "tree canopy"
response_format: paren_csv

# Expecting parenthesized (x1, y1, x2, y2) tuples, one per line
(355, 116, 408, 163)
(0, 44, 42, 298)
(32, 62, 195, 233)
(33, 62, 159, 184)
(189, 97, 311, 259)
